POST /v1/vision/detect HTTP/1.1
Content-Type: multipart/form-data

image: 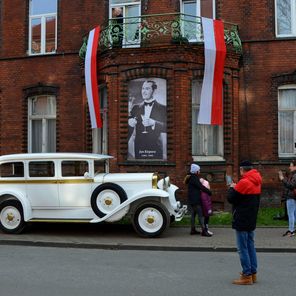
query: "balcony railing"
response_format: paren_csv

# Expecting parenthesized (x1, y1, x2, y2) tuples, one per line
(98, 13, 242, 53)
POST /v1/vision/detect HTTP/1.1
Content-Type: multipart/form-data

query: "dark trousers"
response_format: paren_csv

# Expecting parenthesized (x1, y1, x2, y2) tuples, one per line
(190, 204, 205, 229)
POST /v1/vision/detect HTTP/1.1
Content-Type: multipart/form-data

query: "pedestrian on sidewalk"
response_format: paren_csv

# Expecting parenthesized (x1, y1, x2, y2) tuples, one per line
(227, 160, 262, 285)
(278, 160, 296, 237)
(200, 177, 214, 235)
(184, 164, 212, 237)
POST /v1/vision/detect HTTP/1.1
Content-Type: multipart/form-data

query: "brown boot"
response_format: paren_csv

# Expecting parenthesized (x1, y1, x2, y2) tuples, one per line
(240, 272, 257, 283)
(232, 274, 253, 285)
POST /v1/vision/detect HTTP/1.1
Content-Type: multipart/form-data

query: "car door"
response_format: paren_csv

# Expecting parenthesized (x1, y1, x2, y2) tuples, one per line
(26, 160, 59, 207)
(58, 160, 92, 207)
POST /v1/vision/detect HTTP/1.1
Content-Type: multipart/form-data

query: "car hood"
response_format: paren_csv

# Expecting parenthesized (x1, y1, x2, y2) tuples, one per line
(94, 173, 155, 183)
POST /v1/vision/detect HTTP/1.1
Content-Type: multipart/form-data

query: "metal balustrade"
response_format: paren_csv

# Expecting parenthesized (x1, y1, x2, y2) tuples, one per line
(79, 13, 242, 59)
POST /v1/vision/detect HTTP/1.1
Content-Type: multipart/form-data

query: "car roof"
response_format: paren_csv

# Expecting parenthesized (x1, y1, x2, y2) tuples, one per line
(0, 153, 113, 162)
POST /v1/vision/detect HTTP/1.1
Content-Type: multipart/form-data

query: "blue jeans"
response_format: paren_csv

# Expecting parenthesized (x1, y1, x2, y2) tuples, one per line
(235, 230, 257, 276)
(286, 199, 296, 232)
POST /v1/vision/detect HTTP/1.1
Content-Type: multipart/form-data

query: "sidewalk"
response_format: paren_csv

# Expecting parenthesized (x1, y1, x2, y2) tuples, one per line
(0, 223, 295, 252)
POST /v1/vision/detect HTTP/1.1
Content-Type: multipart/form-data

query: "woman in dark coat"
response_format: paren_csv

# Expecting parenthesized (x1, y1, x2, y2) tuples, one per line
(278, 160, 296, 237)
(184, 164, 212, 237)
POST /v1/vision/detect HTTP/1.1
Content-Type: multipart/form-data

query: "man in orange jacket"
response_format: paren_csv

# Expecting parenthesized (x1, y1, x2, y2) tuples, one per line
(227, 160, 262, 285)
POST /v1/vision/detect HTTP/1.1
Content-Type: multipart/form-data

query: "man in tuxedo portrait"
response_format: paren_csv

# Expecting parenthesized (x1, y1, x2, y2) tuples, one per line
(128, 79, 167, 160)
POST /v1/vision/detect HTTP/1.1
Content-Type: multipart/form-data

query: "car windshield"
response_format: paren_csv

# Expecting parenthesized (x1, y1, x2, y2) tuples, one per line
(94, 160, 106, 175)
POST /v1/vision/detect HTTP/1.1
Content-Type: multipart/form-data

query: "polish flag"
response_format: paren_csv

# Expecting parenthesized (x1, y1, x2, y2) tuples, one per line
(198, 18, 226, 126)
(85, 26, 102, 128)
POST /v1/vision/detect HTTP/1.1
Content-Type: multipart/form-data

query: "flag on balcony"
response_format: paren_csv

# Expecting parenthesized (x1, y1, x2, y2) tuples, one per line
(198, 18, 226, 125)
(85, 26, 102, 128)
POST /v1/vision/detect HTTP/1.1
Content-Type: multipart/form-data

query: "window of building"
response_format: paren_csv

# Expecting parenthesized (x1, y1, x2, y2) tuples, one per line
(181, 0, 201, 42)
(29, 0, 57, 55)
(28, 95, 56, 153)
(278, 85, 296, 157)
(275, 0, 296, 37)
(92, 86, 108, 154)
(109, 0, 141, 47)
(192, 80, 223, 160)
(180, 0, 215, 42)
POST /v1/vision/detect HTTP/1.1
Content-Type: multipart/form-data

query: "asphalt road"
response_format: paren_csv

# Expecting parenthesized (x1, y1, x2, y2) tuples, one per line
(0, 245, 295, 296)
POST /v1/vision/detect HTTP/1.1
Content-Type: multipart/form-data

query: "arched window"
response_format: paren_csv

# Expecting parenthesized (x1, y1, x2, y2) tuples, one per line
(278, 85, 296, 157)
(28, 95, 56, 152)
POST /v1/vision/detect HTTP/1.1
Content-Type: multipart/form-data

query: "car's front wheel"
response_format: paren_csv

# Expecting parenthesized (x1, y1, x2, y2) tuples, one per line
(132, 201, 170, 238)
(0, 200, 25, 234)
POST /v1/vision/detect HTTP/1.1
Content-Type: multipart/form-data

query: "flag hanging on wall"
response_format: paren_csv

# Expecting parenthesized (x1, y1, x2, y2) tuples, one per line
(85, 26, 102, 128)
(198, 17, 226, 126)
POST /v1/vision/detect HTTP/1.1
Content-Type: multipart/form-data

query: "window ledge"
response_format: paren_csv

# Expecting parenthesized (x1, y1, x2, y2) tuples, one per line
(192, 156, 225, 162)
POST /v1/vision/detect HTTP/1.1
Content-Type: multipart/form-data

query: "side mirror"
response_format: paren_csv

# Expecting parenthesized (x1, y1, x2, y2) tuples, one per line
(84, 172, 90, 178)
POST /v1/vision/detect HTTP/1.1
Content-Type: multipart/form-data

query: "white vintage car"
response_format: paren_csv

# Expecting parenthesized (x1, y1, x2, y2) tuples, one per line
(0, 153, 187, 237)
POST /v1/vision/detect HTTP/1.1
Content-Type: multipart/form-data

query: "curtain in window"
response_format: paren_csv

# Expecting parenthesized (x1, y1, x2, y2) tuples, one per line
(279, 111, 294, 153)
(279, 88, 296, 154)
(29, 95, 56, 153)
(32, 120, 42, 152)
(47, 119, 56, 152)
(276, 0, 292, 35)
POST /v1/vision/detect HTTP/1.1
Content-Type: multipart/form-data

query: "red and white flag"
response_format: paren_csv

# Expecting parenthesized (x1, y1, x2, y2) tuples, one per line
(198, 18, 226, 125)
(85, 26, 102, 128)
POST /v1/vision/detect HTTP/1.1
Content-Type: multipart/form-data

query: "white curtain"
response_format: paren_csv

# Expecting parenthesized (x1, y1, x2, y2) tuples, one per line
(276, 0, 292, 35)
(279, 88, 296, 154)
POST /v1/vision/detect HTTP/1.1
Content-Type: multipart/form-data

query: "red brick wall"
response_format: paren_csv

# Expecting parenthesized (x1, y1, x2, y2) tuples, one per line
(0, 0, 106, 155)
(5, 0, 289, 208)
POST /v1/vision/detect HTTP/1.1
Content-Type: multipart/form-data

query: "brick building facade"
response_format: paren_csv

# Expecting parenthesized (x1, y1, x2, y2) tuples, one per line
(1, 0, 295, 208)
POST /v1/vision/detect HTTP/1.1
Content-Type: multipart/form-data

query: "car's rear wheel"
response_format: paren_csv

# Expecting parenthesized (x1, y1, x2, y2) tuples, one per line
(90, 183, 127, 218)
(0, 200, 25, 234)
(132, 201, 170, 238)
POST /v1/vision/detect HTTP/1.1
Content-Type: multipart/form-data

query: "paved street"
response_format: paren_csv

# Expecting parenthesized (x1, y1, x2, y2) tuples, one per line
(0, 223, 295, 252)
(0, 245, 295, 296)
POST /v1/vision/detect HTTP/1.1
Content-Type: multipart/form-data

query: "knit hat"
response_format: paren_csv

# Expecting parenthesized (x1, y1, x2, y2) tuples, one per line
(190, 164, 200, 174)
(239, 160, 253, 168)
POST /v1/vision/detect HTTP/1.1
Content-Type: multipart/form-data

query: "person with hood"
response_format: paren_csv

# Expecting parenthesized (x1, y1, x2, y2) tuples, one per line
(227, 160, 262, 285)
(278, 160, 296, 237)
(184, 163, 212, 237)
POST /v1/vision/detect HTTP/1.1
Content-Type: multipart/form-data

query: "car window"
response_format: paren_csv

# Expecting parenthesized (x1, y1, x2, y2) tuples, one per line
(29, 161, 55, 177)
(0, 162, 24, 178)
(61, 161, 89, 177)
(94, 160, 106, 174)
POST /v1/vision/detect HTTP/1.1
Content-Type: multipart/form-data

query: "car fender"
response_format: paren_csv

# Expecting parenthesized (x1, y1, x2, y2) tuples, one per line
(0, 190, 32, 221)
(90, 188, 169, 223)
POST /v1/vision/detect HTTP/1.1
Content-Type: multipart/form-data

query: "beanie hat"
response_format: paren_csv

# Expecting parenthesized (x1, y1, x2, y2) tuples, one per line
(190, 164, 200, 174)
(239, 160, 253, 168)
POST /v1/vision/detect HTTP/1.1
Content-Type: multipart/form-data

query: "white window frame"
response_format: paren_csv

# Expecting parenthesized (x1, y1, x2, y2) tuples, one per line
(192, 80, 224, 161)
(180, 0, 216, 18)
(28, 0, 57, 55)
(92, 86, 108, 154)
(278, 85, 296, 157)
(28, 95, 56, 153)
(275, 0, 296, 37)
(109, 0, 141, 48)
(180, 0, 201, 42)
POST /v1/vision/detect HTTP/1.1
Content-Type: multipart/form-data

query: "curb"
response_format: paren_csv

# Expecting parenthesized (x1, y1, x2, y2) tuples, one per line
(1, 239, 296, 253)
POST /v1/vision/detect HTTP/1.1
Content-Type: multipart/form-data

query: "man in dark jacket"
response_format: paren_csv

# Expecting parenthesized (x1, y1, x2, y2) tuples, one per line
(184, 164, 212, 237)
(227, 160, 262, 285)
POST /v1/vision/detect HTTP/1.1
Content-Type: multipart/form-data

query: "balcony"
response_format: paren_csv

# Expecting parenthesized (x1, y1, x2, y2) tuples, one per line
(98, 13, 242, 53)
